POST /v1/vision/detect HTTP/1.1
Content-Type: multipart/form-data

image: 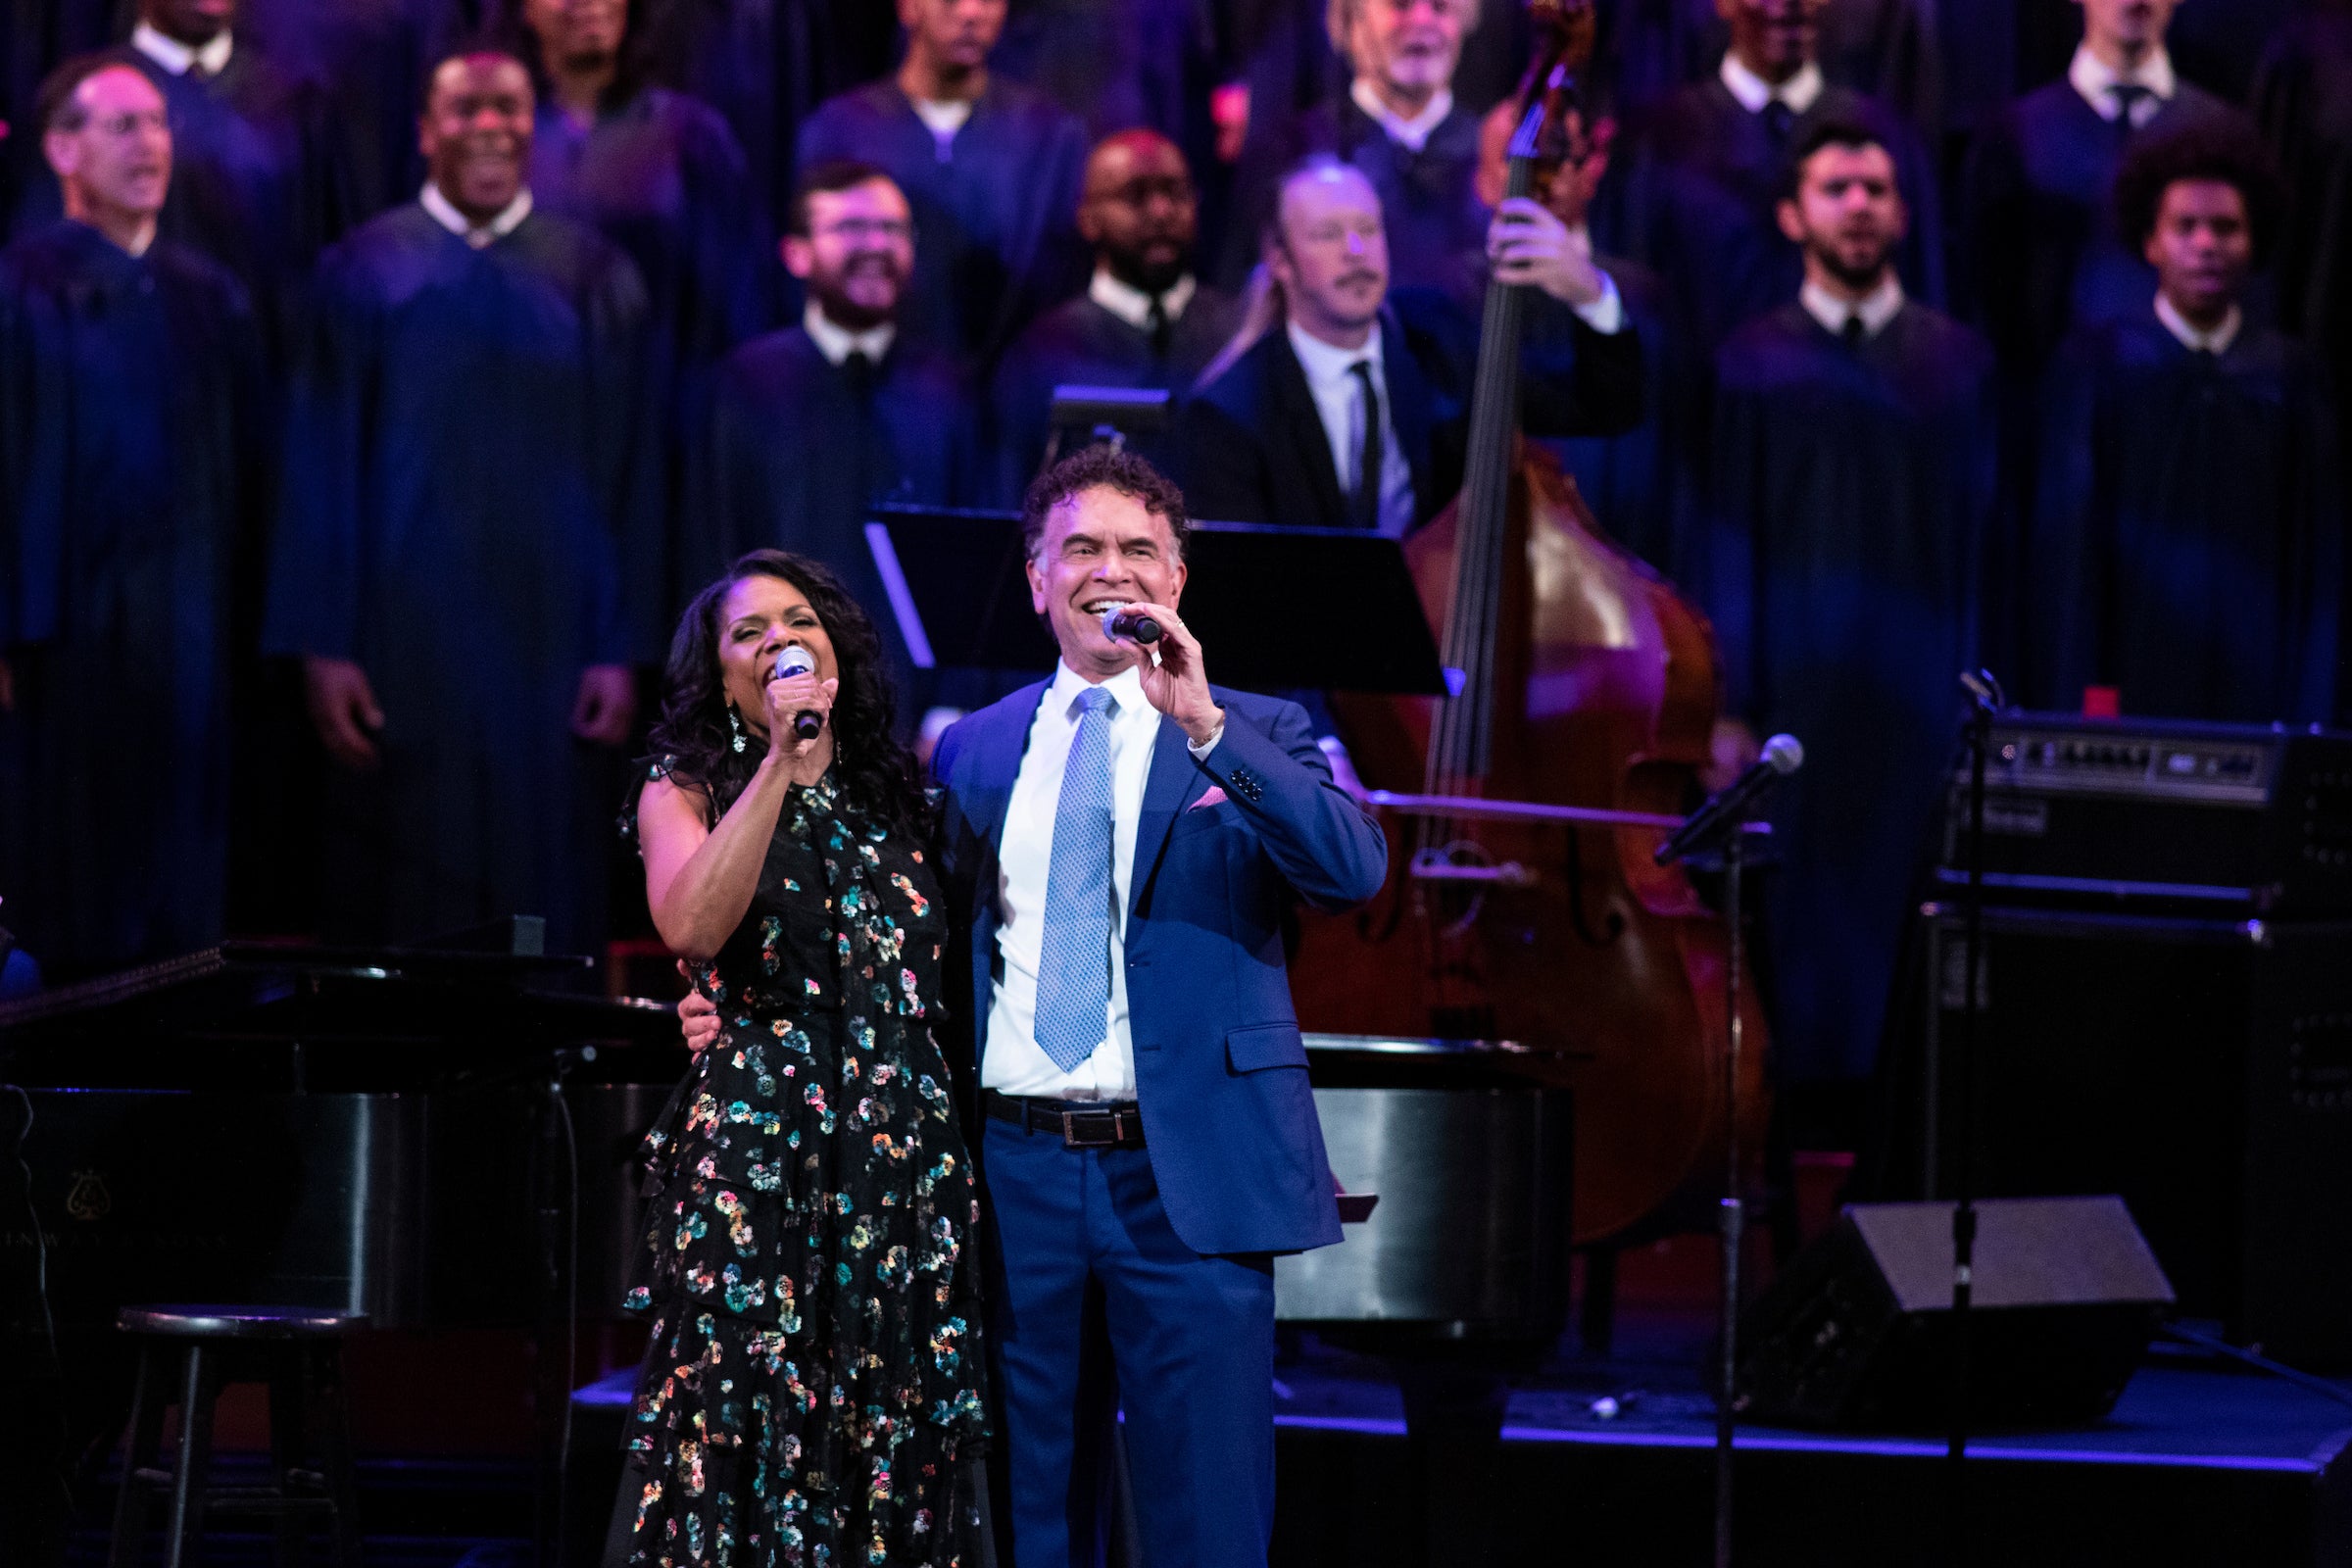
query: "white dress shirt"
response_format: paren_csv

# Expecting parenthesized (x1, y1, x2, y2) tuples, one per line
(2070, 43, 2176, 127)
(1350, 78, 1454, 153)
(983, 662, 1162, 1101)
(1719, 53, 1825, 116)
(803, 302, 897, 366)
(2155, 291, 2242, 356)
(1800, 274, 1905, 341)
(910, 95, 973, 161)
(1090, 268, 1199, 330)
(1288, 318, 1418, 537)
(131, 22, 232, 77)
(420, 184, 534, 249)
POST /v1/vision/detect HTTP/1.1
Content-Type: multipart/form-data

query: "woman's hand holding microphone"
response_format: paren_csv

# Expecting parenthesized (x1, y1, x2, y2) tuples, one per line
(761, 645, 837, 785)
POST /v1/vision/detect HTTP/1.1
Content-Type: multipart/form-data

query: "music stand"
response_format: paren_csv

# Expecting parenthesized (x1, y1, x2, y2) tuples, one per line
(862, 506, 1448, 695)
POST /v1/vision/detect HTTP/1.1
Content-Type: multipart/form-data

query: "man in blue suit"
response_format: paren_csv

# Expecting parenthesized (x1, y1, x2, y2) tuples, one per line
(930, 443, 1387, 1565)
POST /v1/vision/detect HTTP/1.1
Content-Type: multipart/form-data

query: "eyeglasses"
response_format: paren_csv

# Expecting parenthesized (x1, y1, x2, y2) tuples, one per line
(91, 110, 169, 136)
(816, 218, 912, 243)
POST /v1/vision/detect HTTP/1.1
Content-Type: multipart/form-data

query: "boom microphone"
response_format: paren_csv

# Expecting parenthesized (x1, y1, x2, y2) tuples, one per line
(773, 645, 823, 740)
(1652, 733, 1804, 866)
(1101, 604, 1162, 645)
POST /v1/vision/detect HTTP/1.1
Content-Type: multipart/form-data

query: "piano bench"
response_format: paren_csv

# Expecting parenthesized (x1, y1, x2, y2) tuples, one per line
(107, 1306, 368, 1568)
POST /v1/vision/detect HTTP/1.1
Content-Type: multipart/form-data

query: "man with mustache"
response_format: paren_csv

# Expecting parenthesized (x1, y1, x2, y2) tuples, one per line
(992, 128, 1244, 484)
(684, 160, 988, 713)
(795, 0, 1090, 370)
(1696, 115, 1993, 1094)
(264, 48, 657, 954)
(1601, 0, 1943, 356)
(2030, 122, 2339, 728)
(0, 56, 264, 984)
(1179, 156, 1642, 535)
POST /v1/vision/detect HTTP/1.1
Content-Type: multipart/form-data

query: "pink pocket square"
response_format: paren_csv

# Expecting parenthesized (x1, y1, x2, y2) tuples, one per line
(1188, 786, 1229, 811)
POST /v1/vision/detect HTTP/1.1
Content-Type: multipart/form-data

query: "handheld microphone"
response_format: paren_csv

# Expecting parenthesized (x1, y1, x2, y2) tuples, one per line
(1101, 603, 1162, 645)
(1653, 733, 1804, 866)
(772, 646, 823, 740)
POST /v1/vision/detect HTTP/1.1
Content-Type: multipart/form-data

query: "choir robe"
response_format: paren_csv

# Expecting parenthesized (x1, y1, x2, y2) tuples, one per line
(531, 85, 774, 610)
(992, 0, 1223, 144)
(0, 221, 265, 977)
(1700, 299, 1994, 1085)
(989, 278, 1245, 486)
(262, 205, 659, 952)
(1220, 91, 1491, 301)
(1600, 0, 1945, 142)
(795, 77, 1091, 368)
(2029, 314, 2341, 727)
(683, 325, 990, 711)
(1603, 80, 1945, 355)
(2255, 13, 2352, 435)
(1959, 78, 2247, 380)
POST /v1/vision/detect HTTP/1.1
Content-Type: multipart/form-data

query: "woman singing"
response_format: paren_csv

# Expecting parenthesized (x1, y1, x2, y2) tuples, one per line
(613, 550, 988, 1565)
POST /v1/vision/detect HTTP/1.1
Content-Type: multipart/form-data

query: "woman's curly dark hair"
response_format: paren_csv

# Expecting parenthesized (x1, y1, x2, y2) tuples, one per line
(644, 551, 928, 834)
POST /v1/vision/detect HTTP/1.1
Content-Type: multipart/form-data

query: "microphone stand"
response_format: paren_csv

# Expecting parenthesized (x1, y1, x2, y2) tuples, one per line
(1946, 670, 2005, 1560)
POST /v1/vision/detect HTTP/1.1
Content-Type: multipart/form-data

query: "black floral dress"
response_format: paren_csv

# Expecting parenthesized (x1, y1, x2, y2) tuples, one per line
(620, 765, 989, 1566)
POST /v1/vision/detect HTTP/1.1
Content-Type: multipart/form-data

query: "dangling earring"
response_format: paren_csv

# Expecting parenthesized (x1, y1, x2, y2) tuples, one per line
(728, 705, 747, 754)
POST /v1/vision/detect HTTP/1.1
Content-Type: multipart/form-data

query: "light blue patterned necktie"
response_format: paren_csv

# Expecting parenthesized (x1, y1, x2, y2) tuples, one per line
(1035, 685, 1118, 1073)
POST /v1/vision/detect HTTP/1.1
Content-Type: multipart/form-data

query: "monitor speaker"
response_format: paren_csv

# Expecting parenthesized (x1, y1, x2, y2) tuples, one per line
(1735, 1196, 2174, 1430)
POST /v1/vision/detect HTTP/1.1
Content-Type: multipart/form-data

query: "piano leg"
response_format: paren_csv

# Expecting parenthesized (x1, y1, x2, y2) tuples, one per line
(1392, 1359, 1511, 1568)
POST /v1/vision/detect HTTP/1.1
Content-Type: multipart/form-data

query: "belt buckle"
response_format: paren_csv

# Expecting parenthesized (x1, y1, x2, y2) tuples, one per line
(1058, 1106, 1118, 1149)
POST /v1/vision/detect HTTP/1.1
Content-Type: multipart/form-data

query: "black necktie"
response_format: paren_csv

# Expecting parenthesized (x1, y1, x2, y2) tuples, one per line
(1349, 360, 1385, 531)
(1146, 296, 1172, 362)
(842, 349, 875, 402)
(1762, 99, 1796, 145)
(2111, 83, 2153, 134)
(1841, 314, 1867, 351)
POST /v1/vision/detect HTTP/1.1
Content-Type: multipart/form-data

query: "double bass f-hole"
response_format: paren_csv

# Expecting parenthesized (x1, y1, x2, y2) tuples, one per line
(1561, 829, 1627, 947)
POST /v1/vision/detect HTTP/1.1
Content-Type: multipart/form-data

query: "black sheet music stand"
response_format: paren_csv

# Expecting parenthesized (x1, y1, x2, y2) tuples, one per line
(862, 505, 1449, 695)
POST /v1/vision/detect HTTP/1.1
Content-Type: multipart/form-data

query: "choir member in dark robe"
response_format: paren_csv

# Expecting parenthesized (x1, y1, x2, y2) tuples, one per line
(795, 0, 1091, 369)
(1220, 0, 1492, 301)
(993, 129, 1245, 487)
(2031, 125, 2339, 726)
(684, 162, 987, 713)
(1600, 0, 1944, 356)
(507, 0, 772, 610)
(1698, 118, 1993, 1088)
(0, 59, 264, 978)
(2254, 3, 2352, 452)
(263, 50, 656, 953)
(1959, 0, 2251, 383)
(14, 0, 358, 356)
(1601, 0, 1945, 148)
(1180, 157, 1643, 532)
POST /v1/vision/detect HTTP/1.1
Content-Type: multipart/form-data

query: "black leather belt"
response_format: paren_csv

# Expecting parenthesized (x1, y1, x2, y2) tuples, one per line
(984, 1091, 1147, 1149)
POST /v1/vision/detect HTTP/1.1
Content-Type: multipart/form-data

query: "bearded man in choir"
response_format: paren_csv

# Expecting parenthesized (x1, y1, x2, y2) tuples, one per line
(1180, 156, 1642, 534)
(1225, 0, 1493, 302)
(684, 161, 987, 712)
(0, 56, 265, 979)
(1601, 0, 1943, 355)
(993, 129, 1246, 486)
(264, 48, 657, 953)
(794, 0, 1090, 369)
(1700, 115, 1994, 1089)
(2031, 123, 2340, 728)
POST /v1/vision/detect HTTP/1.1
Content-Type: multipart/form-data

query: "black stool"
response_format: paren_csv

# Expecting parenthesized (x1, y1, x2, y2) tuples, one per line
(108, 1306, 367, 1568)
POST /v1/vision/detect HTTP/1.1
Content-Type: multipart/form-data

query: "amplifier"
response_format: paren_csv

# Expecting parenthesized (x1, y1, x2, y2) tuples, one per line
(1935, 714, 2352, 913)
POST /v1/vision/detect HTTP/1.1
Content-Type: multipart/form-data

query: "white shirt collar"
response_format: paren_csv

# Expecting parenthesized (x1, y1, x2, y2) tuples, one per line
(1799, 274, 1905, 340)
(2154, 291, 2241, 355)
(1089, 268, 1198, 333)
(1049, 658, 1152, 718)
(803, 302, 897, 367)
(2070, 43, 2177, 123)
(419, 183, 533, 248)
(1287, 316, 1381, 390)
(1349, 77, 1454, 153)
(131, 21, 232, 77)
(1719, 53, 1824, 116)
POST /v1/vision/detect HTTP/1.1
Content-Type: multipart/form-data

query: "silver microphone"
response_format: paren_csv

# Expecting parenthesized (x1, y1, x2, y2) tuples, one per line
(772, 645, 822, 740)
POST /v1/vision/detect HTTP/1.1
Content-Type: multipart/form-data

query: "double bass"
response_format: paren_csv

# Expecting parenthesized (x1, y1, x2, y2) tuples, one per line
(1289, 0, 1770, 1250)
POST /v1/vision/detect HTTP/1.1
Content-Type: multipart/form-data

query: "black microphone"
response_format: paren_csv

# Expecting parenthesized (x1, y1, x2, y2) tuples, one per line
(1652, 733, 1804, 866)
(1101, 603, 1162, 645)
(773, 645, 823, 740)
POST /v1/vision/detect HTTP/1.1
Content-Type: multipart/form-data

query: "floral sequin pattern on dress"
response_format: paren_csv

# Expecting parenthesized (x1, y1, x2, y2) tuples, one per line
(623, 765, 987, 1566)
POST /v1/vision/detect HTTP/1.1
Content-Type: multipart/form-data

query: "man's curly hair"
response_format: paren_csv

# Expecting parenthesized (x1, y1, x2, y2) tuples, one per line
(2114, 122, 2286, 267)
(1021, 445, 1192, 562)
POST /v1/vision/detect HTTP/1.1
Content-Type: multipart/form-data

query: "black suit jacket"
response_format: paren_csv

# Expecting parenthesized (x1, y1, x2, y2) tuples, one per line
(1175, 285, 1644, 529)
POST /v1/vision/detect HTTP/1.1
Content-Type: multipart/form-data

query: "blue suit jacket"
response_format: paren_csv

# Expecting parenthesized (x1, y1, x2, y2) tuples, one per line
(932, 681, 1388, 1256)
